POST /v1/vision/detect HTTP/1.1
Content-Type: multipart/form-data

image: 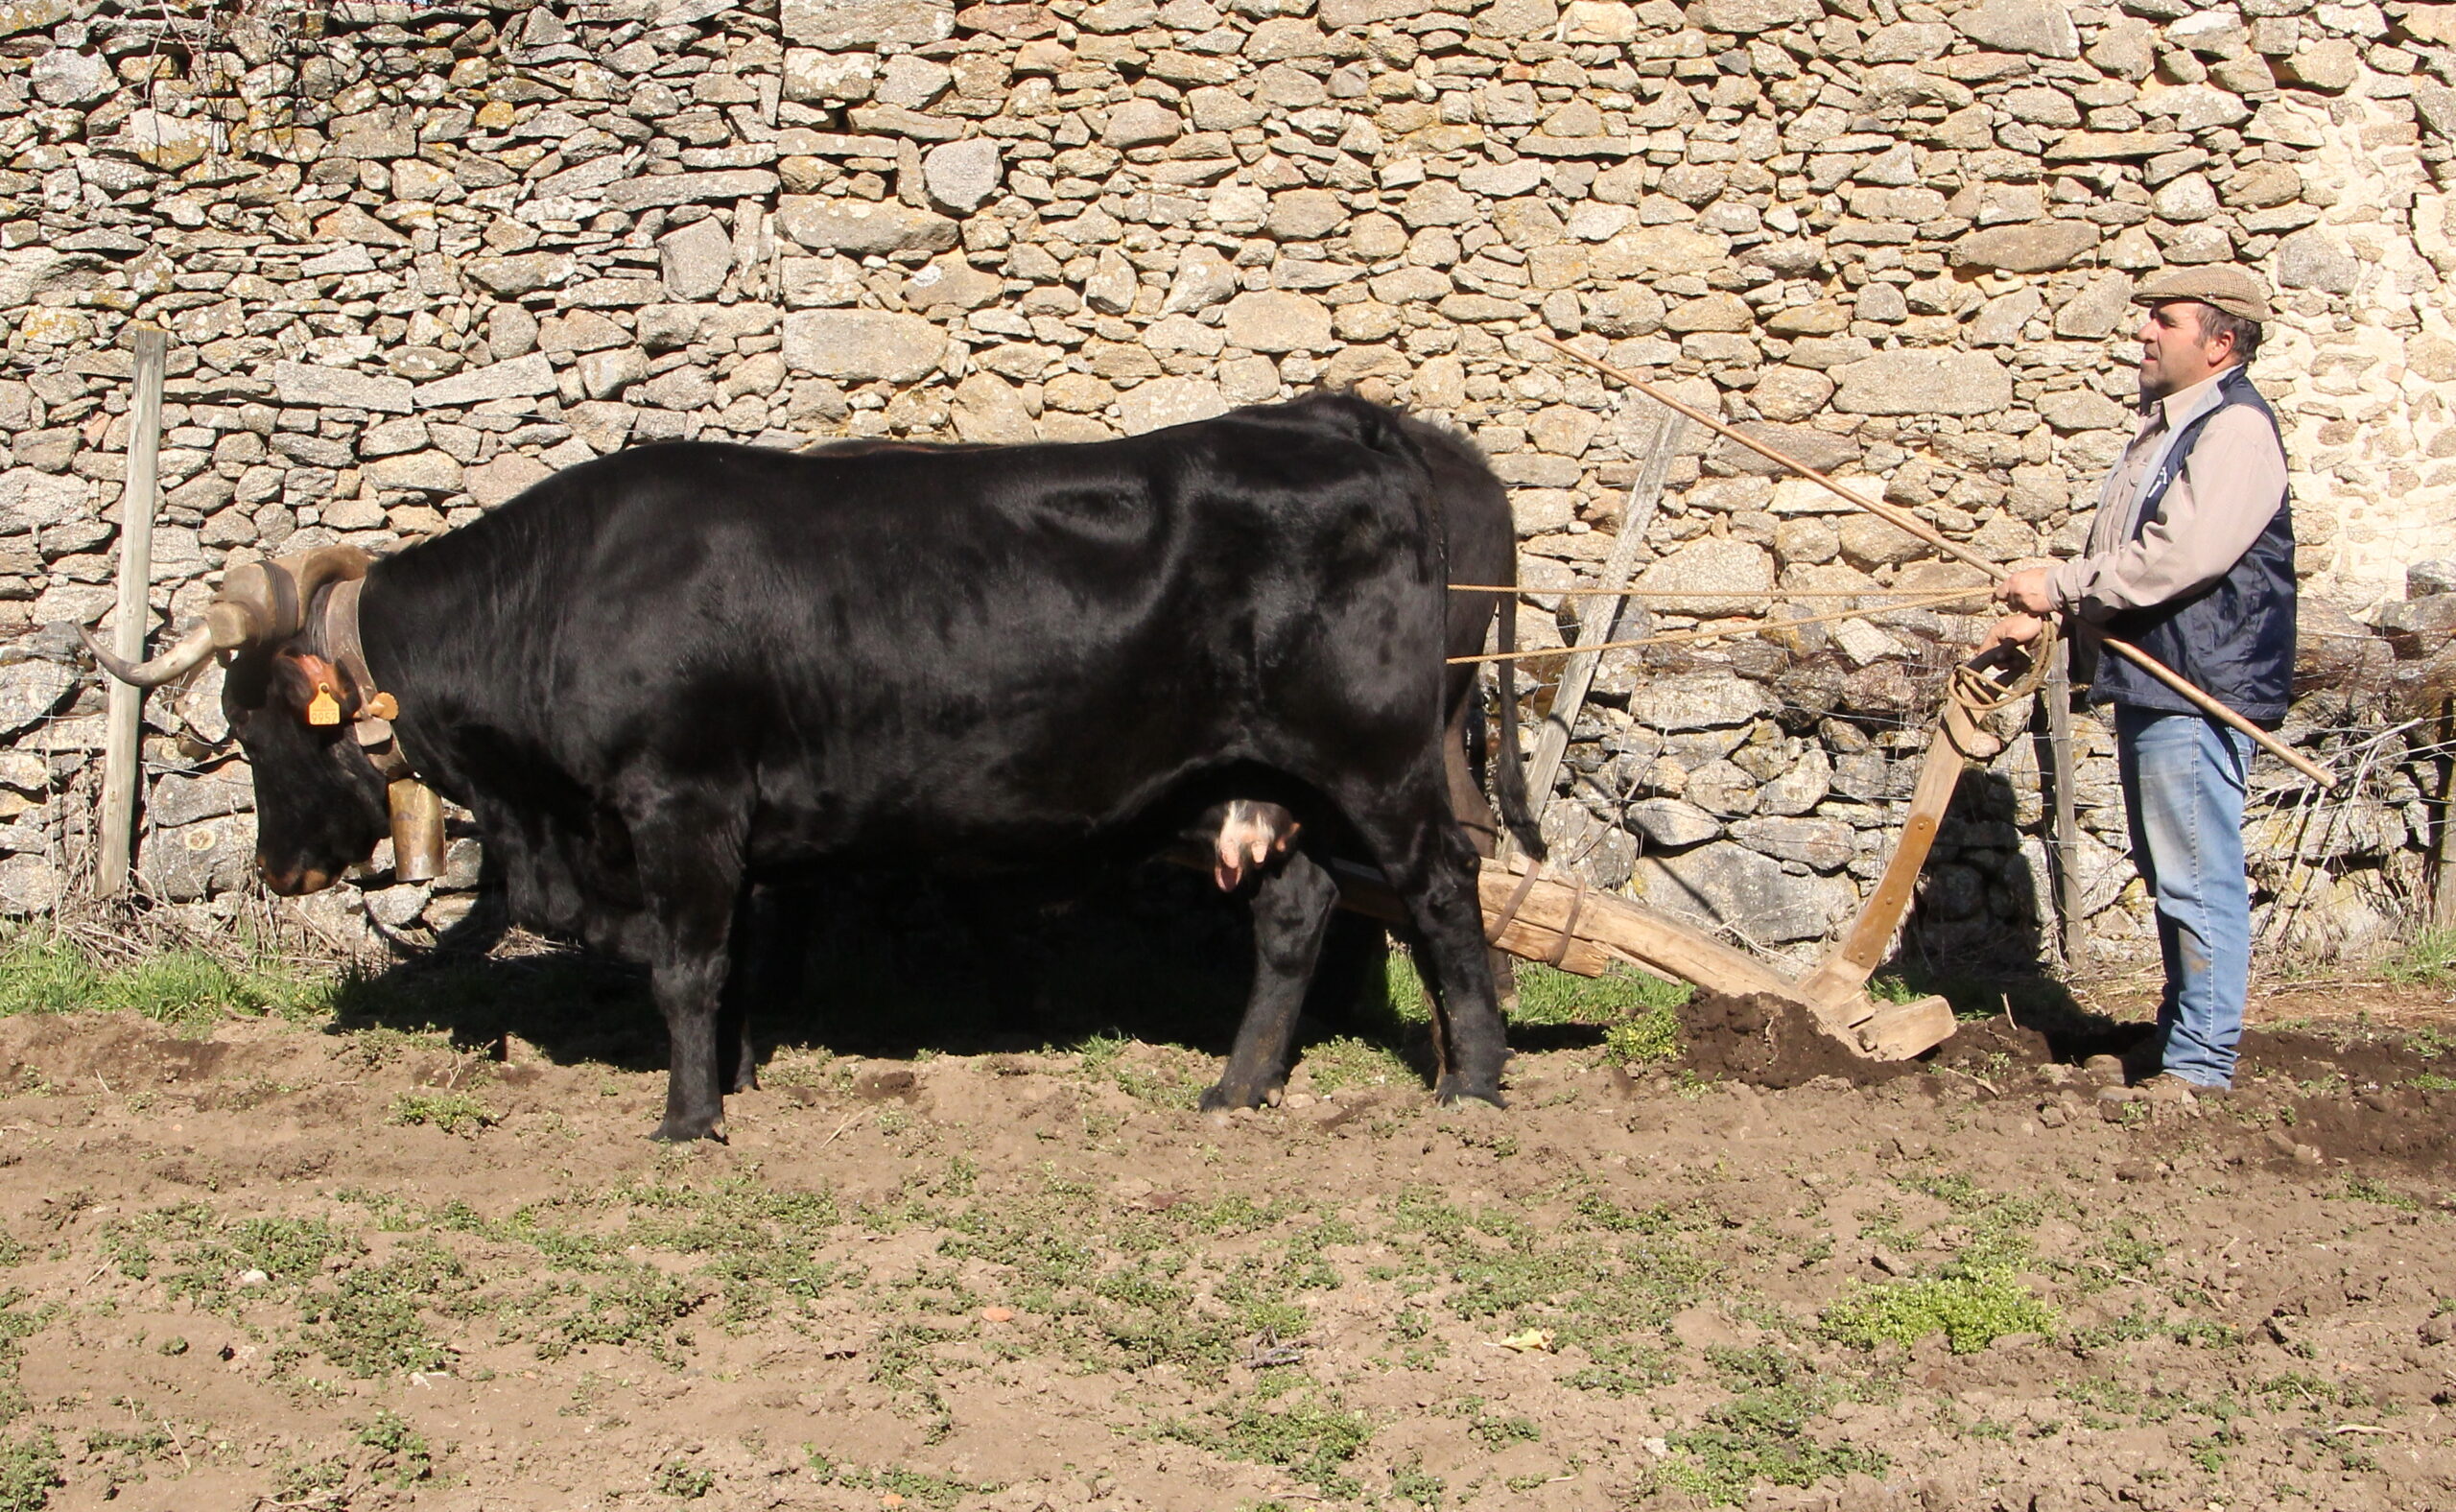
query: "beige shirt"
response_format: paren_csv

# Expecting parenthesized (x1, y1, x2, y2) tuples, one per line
(2046, 366, 2290, 623)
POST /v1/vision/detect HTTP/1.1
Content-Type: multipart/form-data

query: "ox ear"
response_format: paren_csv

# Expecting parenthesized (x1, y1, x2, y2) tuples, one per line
(272, 650, 357, 729)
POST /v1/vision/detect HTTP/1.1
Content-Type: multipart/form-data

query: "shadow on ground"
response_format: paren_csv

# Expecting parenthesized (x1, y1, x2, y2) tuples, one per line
(320, 861, 1509, 1085)
(1889, 764, 2154, 1065)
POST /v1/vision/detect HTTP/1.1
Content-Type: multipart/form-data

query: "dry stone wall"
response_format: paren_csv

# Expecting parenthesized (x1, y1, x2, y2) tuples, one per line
(0, 0, 2452, 971)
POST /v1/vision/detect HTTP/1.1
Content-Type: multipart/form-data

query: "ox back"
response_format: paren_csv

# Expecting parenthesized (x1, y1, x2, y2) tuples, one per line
(352, 393, 1511, 1140)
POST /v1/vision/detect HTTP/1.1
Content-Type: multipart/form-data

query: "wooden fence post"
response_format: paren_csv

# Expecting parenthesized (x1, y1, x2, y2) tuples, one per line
(96, 324, 168, 898)
(1516, 409, 1688, 831)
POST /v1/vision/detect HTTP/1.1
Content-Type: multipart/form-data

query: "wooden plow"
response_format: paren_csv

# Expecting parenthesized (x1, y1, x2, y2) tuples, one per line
(1304, 656, 2026, 1064)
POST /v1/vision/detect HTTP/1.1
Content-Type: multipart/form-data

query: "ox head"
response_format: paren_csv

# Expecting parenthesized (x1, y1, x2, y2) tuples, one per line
(84, 547, 391, 895)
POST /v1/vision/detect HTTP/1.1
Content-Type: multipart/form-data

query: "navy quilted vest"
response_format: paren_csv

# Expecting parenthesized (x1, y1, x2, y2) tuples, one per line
(2088, 366, 2297, 728)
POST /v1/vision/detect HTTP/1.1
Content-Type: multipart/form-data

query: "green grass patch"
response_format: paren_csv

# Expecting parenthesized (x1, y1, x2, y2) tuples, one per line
(0, 928, 331, 1028)
(1300, 1035, 1413, 1093)
(389, 1091, 498, 1135)
(1823, 1269, 2060, 1356)
(1604, 1004, 1682, 1066)
(1511, 963, 1688, 1026)
(2382, 928, 2456, 987)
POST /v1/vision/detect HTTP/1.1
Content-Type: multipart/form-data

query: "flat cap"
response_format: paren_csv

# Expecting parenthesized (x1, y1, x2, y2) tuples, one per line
(2130, 266, 2273, 323)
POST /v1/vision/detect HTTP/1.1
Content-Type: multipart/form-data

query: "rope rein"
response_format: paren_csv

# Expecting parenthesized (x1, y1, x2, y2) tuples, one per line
(1447, 585, 1996, 665)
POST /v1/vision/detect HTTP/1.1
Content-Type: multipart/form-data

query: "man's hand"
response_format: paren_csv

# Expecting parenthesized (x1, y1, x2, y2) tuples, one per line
(1999, 566, 2055, 614)
(1977, 612, 2046, 659)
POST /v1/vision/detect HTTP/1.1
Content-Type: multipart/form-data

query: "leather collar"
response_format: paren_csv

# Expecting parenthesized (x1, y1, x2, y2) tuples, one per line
(313, 576, 413, 781)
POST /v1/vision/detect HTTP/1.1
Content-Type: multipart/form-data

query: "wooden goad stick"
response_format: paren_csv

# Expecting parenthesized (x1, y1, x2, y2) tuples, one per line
(1535, 334, 2336, 789)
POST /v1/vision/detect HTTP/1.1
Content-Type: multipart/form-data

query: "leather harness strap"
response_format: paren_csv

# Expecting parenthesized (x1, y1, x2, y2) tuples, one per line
(312, 575, 413, 782)
(1486, 859, 1546, 947)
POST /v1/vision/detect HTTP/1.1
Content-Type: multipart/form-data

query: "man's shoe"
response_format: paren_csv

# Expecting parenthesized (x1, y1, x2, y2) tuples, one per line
(2137, 1074, 2202, 1106)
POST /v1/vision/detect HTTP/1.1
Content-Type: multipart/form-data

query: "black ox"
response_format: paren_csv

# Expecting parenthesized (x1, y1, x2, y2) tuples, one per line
(91, 394, 1536, 1141)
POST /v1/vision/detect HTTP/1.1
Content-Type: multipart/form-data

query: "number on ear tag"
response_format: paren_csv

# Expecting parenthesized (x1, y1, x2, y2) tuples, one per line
(306, 688, 342, 726)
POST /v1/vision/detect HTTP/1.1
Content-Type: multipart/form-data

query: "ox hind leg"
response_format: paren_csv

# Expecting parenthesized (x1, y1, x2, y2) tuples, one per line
(1343, 776, 1508, 1106)
(629, 801, 751, 1142)
(717, 884, 805, 1095)
(1202, 849, 1341, 1112)
(1443, 689, 1521, 1019)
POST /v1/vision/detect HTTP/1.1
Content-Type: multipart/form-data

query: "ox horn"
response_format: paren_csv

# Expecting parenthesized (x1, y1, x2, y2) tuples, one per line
(77, 546, 338, 689)
(81, 599, 265, 688)
(284, 545, 370, 603)
(82, 547, 373, 689)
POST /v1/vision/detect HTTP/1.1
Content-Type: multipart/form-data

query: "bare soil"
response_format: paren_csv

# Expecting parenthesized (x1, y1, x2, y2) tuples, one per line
(0, 950, 2452, 1512)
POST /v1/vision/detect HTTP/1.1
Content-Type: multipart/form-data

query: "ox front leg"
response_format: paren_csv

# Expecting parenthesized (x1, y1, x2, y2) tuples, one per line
(634, 809, 748, 1143)
(1202, 850, 1340, 1112)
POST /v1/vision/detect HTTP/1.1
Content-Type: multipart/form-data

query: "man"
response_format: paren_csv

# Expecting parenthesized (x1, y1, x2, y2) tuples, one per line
(1983, 266, 2295, 1098)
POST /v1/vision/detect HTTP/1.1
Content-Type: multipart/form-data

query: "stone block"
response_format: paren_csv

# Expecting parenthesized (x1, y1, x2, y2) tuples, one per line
(1631, 669, 1777, 731)
(1222, 291, 1332, 353)
(1950, 0, 2078, 57)
(465, 454, 555, 510)
(0, 660, 71, 740)
(1831, 350, 2013, 417)
(269, 362, 416, 414)
(924, 138, 1004, 214)
(603, 171, 782, 213)
(1118, 376, 1231, 435)
(364, 451, 464, 493)
(1951, 221, 2098, 272)
(2277, 228, 2358, 294)
(1688, 0, 1819, 34)
(413, 354, 558, 411)
(1730, 815, 1855, 870)
(782, 309, 952, 383)
(659, 217, 736, 301)
(1102, 100, 1184, 149)
(778, 197, 960, 255)
(1626, 797, 1722, 848)
(1630, 841, 1854, 943)
(782, 0, 955, 47)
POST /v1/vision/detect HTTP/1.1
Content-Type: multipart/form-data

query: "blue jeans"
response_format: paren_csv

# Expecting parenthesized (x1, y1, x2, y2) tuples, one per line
(2115, 705, 2255, 1088)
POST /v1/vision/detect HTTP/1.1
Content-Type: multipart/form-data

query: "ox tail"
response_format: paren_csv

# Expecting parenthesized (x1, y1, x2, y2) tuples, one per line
(1492, 588, 1546, 860)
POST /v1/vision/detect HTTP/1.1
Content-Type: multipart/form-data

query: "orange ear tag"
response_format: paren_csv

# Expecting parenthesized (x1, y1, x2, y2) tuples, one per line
(366, 692, 399, 721)
(306, 687, 342, 726)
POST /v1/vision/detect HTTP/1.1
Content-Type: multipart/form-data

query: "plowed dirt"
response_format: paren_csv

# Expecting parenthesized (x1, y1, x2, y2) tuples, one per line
(0, 958, 2451, 1512)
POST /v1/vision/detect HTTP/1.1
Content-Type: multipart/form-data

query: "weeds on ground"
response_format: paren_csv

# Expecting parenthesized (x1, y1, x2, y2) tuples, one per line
(1164, 1379, 1372, 1500)
(99, 1205, 360, 1312)
(654, 1456, 716, 1499)
(1823, 1269, 2059, 1355)
(806, 1454, 1003, 1508)
(1301, 1036, 1413, 1093)
(1661, 1382, 1887, 1507)
(0, 1430, 59, 1512)
(1513, 964, 1688, 1027)
(389, 1091, 498, 1134)
(1382, 953, 1680, 1028)
(354, 1409, 434, 1488)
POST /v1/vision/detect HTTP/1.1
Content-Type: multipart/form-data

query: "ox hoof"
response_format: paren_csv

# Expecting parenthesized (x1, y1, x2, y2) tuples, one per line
(1198, 1081, 1279, 1114)
(649, 1117, 729, 1144)
(1433, 1078, 1505, 1111)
